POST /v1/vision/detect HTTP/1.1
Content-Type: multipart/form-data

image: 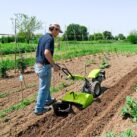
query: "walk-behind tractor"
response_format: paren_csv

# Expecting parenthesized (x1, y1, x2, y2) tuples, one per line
(53, 64, 106, 116)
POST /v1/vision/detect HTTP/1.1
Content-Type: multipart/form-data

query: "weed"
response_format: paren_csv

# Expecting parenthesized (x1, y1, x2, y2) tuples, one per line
(121, 96, 137, 122)
(0, 96, 36, 118)
(85, 59, 96, 66)
(99, 57, 110, 69)
(0, 92, 8, 98)
(133, 84, 137, 92)
(101, 129, 137, 137)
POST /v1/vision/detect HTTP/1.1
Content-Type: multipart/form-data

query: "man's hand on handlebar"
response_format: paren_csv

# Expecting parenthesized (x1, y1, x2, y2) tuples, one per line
(52, 63, 60, 72)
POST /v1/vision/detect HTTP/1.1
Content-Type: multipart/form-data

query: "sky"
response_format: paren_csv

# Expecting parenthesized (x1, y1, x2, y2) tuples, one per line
(0, 0, 137, 36)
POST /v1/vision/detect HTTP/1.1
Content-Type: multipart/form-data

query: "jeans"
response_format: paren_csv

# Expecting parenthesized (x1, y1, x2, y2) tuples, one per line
(34, 64, 52, 113)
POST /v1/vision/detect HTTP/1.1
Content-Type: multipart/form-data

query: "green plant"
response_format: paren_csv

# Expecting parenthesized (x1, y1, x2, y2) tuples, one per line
(51, 82, 70, 93)
(2, 41, 137, 72)
(127, 31, 137, 44)
(121, 96, 137, 122)
(0, 92, 8, 98)
(0, 60, 11, 78)
(17, 58, 27, 73)
(0, 95, 36, 118)
(101, 129, 137, 137)
(133, 84, 137, 92)
(85, 59, 96, 66)
(99, 57, 110, 69)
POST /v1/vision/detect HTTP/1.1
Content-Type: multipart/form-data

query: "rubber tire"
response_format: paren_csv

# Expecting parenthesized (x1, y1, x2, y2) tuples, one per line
(81, 80, 92, 94)
(91, 81, 101, 97)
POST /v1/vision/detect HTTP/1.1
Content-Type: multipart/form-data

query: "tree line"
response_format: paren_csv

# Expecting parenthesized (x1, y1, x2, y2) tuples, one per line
(0, 13, 137, 44)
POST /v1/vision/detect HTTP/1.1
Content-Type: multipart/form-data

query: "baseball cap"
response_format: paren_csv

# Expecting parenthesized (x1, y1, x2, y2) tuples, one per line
(49, 23, 63, 33)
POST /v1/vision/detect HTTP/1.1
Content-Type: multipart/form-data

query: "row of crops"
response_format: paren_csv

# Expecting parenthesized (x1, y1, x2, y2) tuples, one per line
(1, 40, 137, 55)
(1, 41, 137, 136)
(101, 93, 137, 137)
(0, 43, 36, 55)
(100, 84, 137, 137)
(0, 41, 137, 77)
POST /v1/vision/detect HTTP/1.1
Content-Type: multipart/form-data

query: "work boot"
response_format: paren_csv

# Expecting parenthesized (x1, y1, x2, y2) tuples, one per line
(34, 106, 52, 115)
(45, 98, 56, 106)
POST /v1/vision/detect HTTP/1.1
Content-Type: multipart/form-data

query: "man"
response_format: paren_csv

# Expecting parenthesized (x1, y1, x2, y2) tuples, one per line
(34, 23, 63, 115)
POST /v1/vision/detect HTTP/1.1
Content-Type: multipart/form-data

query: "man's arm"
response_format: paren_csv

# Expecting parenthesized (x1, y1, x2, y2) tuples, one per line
(44, 49, 59, 71)
(44, 49, 55, 66)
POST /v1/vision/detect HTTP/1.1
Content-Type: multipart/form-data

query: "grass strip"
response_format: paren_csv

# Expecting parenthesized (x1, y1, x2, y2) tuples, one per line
(0, 81, 72, 118)
(0, 95, 36, 118)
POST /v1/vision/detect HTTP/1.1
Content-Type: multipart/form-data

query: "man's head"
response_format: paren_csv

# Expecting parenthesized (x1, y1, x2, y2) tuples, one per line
(49, 23, 63, 37)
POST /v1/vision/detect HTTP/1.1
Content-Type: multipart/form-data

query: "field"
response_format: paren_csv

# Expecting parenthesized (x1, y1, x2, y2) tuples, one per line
(1, 41, 137, 137)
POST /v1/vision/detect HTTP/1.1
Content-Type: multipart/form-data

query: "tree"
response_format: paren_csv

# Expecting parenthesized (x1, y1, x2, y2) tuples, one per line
(103, 31, 113, 40)
(127, 31, 137, 44)
(63, 24, 88, 41)
(89, 34, 95, 40)
(114, 36, 118, 40)
(117, 33, 126, 40)
(93, 33, 103, 40)
(11, 13, 42, 43)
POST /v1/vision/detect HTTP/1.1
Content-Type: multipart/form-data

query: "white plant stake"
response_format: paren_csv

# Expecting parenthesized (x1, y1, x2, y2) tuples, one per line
(19, 73, 23, 82)
(19, 71, 26, 100)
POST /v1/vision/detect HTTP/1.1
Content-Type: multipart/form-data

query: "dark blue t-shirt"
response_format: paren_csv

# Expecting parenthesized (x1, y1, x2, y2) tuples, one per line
(36, 33, 54, 65)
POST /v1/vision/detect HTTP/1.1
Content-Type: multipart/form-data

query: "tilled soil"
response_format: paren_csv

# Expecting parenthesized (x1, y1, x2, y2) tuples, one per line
(101, 92, 137, 136)
(16, 67, 137, 137)
(1, 53, 137, 137)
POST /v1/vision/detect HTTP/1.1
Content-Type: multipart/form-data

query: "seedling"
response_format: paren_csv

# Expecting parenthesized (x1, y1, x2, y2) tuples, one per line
(85, 59, 96, 66)
(133, 84, 137, 92)
(99, 57, 110, 69)
(17, 58, 27, 74)
(121, 96, 137, 122)
(0, 92, 8, 98)
(101, 129, 137, 137)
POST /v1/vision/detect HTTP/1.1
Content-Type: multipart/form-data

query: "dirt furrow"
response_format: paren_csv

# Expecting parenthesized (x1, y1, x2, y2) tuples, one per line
(78, 74, 137, 137)
(0, 86, 38, 110)
(16, 67, 137, 137)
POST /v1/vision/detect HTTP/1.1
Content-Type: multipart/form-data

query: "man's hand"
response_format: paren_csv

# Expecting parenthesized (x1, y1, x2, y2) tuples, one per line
(52, 63, 60, 72)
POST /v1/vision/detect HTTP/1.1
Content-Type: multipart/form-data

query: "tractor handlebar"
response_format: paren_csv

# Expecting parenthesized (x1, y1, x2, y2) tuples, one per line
(55, 64, 75, 80)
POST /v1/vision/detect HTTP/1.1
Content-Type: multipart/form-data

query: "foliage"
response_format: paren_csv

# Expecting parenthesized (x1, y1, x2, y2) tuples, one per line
(0, 96, 36, 118)
(121, 96, 137, 122)
(133, 84, 137, 92)
(89, 34, 95, 40)
(51, 82, 70, 93)
(101, 129, 137, 137)
(85, 59, 96, 66)
(0, 34, 41, 44)
(89, 33, 104, 40)
(17, 58, 27, 73)
(0, 36, 15, 43)
(33, 33, 42, 43)
(99, 57, 110, 69)
(103, 31, 113, 40)
(11, 13, 42, 43)
(127, 31, 137, 44)
(0, 60, 12, 78)
(0, 82, 71, 118)
(117, 33, 126, 40)
(0, 43, 36, 55)
(89, 31, 114, 41)
(0, 58, 35, 77)
(97, 40, 114, 43)
(93, 33, 104, 40)
(0, 92, 8, 98)
(63, 24, 88, 41)
(2, 41, 137, 72)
